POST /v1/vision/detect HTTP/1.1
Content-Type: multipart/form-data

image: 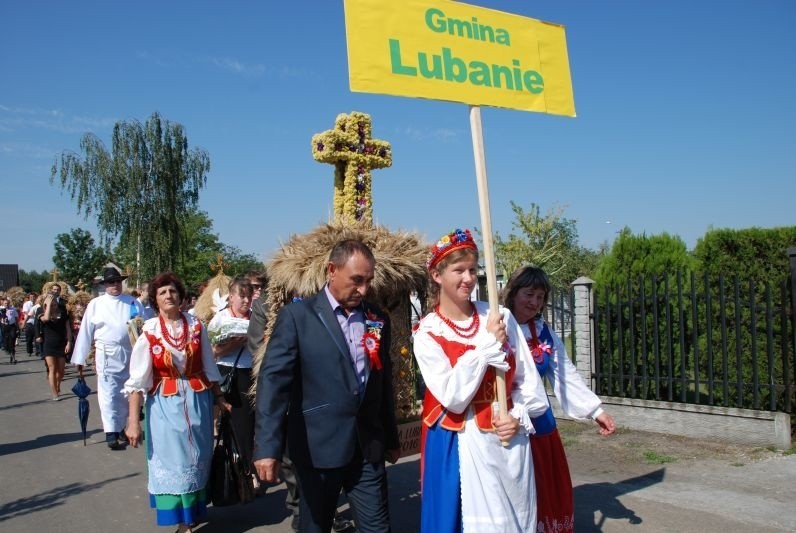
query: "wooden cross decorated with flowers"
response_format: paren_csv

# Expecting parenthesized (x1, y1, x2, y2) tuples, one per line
(311, 111, 392, 226)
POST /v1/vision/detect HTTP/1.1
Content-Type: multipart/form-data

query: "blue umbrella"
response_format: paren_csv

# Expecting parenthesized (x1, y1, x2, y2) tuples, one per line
(71, 377, 91, 446)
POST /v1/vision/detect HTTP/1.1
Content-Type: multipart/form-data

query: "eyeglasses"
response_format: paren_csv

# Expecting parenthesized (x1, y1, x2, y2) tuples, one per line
(251, 284, 262, 290)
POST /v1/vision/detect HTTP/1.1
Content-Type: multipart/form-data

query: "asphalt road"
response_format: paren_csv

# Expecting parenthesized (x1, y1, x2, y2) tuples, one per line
(1, 348, 794, 532)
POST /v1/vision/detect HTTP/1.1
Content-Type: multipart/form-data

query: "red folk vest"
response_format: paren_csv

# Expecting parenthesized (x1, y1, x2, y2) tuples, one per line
(146, 324, 211, 396)
(422, 333, 516, 432)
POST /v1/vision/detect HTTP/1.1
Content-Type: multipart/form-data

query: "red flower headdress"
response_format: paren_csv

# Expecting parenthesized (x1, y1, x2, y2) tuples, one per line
(427, 228, 477, 271)
(362, 310, 384, 371)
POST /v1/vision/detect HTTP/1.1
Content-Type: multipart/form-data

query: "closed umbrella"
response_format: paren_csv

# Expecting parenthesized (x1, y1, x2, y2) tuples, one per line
(71, 376, 91, 446)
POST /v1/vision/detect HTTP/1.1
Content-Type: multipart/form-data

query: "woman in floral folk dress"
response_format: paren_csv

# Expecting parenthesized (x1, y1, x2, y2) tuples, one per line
(124, 272, 229, 532)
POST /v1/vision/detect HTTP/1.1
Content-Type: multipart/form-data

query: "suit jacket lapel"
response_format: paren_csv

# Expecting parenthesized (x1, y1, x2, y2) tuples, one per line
(310, 293, 359, 389)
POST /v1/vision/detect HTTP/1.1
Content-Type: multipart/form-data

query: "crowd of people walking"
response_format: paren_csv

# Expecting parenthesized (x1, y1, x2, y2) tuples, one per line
(2, 233, 615, 532)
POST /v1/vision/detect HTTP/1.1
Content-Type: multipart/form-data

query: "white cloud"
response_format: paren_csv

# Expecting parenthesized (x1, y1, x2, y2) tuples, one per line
(0, 142, 57, 159)
(0, 105, 115, 134)
(135, 50, 175, 68)
(0, 104, 63, 118)
(276, 65, 318, 80)
(136, 48, 314, 80)
(207, 56, 266, 76)
(72, 115, 116, 129)
(400, 126, 462, 144)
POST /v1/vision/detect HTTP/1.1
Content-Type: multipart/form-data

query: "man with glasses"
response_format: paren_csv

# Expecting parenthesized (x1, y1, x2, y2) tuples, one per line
(72, 266, 144, 450)
(245, 270, 268, 354)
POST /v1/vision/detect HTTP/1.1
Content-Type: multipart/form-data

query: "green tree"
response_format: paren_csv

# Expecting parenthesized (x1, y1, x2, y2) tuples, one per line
(174, 210, 226, 289)
(114, 209, 264, 291)
(693, 227, 796, 282)
(113, 209, 223, 287)
(52, 228, 108, 288)
(18, 269, 50, 294)
(50, 111, 210, 281)
(593, 228, 695, 290)
(491, 202, 595, 289)
(592, 226, 796, 411)
(591, 229, 696, 400)
(692, 227, 796, 410)
(221, 244, 264, 279)
(558, 244, 603, 287)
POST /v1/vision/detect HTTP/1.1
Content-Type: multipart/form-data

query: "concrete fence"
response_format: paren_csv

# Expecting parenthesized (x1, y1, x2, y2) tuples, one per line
(551, 395, 792, 450)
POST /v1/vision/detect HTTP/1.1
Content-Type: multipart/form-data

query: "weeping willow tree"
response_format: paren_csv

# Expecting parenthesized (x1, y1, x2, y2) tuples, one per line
(50, 111, 210, 282)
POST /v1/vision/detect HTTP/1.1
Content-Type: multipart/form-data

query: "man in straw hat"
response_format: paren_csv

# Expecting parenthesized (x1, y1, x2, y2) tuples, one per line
(72, 266, 144, 450)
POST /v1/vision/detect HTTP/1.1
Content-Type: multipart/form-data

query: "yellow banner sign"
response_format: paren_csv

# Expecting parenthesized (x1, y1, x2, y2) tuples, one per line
(344, 0, 576, 117)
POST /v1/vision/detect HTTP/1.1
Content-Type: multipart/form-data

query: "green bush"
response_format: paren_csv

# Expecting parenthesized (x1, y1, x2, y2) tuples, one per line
(594, 227, 795, 411)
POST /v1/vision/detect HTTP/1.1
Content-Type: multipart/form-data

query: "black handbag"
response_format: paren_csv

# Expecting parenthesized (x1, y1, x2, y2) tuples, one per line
(208, 411, 255, 506)
(217, 347, 245, 403)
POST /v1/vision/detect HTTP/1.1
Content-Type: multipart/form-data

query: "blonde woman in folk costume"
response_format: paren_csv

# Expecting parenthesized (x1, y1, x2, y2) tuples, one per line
(502, 266, 616, 532)
(413, 229, 549, 533)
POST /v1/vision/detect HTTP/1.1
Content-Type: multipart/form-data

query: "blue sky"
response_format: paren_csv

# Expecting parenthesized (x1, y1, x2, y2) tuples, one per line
(2, 0, 794, 273)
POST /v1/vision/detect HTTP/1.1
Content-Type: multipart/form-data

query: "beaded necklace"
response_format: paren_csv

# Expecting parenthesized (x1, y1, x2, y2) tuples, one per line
(159, 313, 188, 351)
(435, 303, 480, 339)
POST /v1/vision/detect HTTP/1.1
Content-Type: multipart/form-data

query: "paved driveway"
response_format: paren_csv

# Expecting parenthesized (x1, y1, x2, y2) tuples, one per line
(1, 352, 793, 532)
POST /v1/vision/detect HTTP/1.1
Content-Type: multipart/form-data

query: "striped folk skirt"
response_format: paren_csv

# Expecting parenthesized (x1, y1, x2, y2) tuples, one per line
(531, 428, 574, 532)
(145, 380, 214, 526)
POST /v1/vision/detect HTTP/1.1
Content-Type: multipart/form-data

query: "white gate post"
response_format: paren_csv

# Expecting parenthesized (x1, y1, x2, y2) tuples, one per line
(572, 277, 595, 389)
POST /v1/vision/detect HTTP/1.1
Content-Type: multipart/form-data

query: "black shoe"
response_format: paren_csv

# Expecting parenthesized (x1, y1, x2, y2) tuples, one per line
(332, 516, 355, 532)
(106, 432, 123, 450)
(290, 514, 299, 531)
(118, 432, 130, 445)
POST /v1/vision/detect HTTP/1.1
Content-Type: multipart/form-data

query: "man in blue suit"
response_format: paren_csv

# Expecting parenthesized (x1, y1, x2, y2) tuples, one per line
(254, 239, 400, 533)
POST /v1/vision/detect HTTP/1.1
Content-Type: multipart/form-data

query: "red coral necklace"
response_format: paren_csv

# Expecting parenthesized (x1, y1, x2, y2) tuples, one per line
(435, 303, 480, 339)
(160, 314, 188, 350)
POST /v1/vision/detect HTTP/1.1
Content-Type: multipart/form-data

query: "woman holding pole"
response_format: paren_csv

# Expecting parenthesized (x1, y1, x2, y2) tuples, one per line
(413, 228, 549, 532)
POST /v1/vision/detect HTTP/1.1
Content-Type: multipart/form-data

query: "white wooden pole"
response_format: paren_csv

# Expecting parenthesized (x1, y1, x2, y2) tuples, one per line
(468, 105, 509, 430)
